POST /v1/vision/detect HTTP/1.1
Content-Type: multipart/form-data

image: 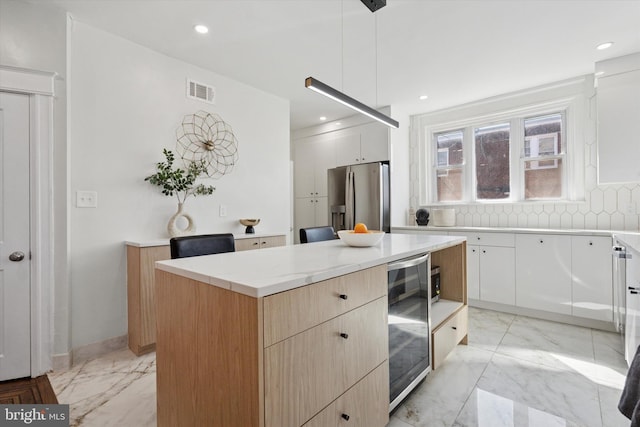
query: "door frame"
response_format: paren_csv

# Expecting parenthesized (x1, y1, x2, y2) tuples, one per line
(1, 65, 55, 377)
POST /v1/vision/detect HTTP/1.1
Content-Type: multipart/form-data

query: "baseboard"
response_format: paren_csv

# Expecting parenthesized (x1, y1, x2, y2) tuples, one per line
(70, 334, 128, 366)
(469, 299, 617, 332)
(51, 353, 72, 371)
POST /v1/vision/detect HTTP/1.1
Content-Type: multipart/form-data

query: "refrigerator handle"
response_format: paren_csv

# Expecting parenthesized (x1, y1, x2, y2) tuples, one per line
(345, 170, 355, 230)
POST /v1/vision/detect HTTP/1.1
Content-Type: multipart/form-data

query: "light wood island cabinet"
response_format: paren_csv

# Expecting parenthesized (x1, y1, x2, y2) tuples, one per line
(125, 234, 285, 356)
(156, 264, 390, 427)
(153, 234, 467, 427)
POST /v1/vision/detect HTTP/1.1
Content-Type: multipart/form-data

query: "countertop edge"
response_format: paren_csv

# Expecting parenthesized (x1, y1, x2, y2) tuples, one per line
(125, 232, 287, 247)
(155, 235, 466, 298)
(393, 225, 624, 237)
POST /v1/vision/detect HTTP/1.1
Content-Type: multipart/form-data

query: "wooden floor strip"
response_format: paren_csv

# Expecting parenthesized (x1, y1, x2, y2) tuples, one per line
(0, 375, 58, 404)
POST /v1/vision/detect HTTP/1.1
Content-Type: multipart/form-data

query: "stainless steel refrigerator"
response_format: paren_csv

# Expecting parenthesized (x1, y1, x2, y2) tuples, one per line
(327, 162, 390, 233)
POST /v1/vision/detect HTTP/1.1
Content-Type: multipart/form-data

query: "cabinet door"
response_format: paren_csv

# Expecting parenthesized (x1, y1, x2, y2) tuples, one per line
(294, 142, 317, 198)
(597, 69, 640, 184)
(571, 236, 613, 322)
(516, 234, 572, 314)
(467, 245, 480, 300)
(294, 197, 318, 243)
(314, 196, 329, 226)
(335, 133, 362, 167)
(314, 140, 336, 197)
(235, 238, 260, 251)
(626, 250, 640, 363)
(359, 123, 389, 163)
(480, 246, 515, 305)
(259, 235, 286, 249)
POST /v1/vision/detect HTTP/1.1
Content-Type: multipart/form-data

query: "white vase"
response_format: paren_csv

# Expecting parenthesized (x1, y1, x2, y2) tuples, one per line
(167, 202, 196, 237)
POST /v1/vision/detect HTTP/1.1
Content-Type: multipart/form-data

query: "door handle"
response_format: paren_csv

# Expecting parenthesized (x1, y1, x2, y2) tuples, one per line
(9, 251, 25, 262)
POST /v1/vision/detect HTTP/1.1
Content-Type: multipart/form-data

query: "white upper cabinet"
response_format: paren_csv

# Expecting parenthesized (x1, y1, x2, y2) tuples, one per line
(516, 234, 572, 315)
(571, 235, 613, 322)
(294, 139, 336, 198)
(596, 53, 640, 184)
(335, 123, 389, 167)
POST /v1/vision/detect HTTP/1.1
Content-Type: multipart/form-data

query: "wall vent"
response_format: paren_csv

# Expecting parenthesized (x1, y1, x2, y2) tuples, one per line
(187, 78, 216, 104)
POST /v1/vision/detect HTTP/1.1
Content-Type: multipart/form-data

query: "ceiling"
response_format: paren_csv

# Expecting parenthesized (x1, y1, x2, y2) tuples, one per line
(47, 0, 640, 130)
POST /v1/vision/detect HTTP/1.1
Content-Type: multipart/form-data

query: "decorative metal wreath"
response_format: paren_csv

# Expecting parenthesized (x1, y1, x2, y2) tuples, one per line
(175, 110, 239, 179)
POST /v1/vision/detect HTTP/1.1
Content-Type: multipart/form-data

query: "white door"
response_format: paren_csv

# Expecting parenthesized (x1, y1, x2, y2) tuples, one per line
(0, 92, 31, 380)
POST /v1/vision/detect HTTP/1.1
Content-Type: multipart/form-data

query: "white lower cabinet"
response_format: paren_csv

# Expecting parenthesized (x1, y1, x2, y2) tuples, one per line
(452, 232, 515, 305)
(516, 234, 572, 315)
(467, 245, 480, 300)
(480, 246, 516, 305)
(571, 235, 613, 322)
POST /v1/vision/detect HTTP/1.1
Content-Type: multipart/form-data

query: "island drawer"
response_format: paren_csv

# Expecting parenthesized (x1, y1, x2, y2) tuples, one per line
(302, 362, 389, 427)
(263, 264, 387, 346)
(432, 305, 468, 370)
(264, 296, 388, 427)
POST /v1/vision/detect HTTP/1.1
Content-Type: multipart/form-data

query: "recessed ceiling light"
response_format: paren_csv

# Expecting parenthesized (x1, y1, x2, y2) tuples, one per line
(335, 122, 341, 126)
(419, 95, 428, 100)
(194, 25, 209, 34)
(320, 116, 327, 121)
(596, 42, 614, 50)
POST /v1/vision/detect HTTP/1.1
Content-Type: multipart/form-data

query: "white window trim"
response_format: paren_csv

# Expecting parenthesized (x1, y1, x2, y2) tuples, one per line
(421, 96, 584, 205)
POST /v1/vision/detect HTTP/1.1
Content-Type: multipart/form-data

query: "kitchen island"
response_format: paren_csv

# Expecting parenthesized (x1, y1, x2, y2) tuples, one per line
(154, 233, 466, 427)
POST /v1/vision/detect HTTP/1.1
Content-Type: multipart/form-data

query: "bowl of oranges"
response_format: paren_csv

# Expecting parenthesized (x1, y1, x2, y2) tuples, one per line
(337, 223, 385, 247)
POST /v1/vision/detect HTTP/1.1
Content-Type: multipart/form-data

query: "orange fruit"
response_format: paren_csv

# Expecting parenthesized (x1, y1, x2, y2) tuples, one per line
(354, 223, 368, 233)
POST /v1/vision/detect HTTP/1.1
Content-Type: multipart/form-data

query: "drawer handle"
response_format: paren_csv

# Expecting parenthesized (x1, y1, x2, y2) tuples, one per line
(341, 413, 350, 421)
(452, 326, 457, 330)
(339, 294, 348, 300)
(589, 241, 593, 246)
(539, 239, 544, 244)
(253, 242, 259, 246)
(340, 332, 349, 339)
(261, 241, 267, 245)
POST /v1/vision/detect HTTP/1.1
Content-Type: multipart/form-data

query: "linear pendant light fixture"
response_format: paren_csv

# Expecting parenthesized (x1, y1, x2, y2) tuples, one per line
(305, 77, 399, 128)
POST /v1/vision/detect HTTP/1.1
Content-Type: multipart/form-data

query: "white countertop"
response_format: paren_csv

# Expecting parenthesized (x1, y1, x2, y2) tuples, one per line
(125, 232, 287, 248)
(155, 233, 465, 298)
(394, 225, 617, 237)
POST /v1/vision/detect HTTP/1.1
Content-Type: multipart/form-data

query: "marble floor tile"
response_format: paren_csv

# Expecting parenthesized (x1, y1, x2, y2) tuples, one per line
(46, 309, 630, 427)
(496, 315, 596, 368)
(392, 345, 494, 427)
(468, 353, 602, 427)
(467, 307, 515, 352)
(49, 348, 155, 427)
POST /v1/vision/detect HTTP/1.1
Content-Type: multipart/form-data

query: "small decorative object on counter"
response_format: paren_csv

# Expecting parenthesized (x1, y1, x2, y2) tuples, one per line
(240, 218, 260, 234)
(415, 208, 430, 226)
(432, 208, 455, 227)
(145, 148, 215, 237)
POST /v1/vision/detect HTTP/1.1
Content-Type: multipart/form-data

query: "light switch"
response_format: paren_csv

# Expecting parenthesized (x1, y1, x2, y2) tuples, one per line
(76, 191, 98, 208)
(219, 205, 227, 217)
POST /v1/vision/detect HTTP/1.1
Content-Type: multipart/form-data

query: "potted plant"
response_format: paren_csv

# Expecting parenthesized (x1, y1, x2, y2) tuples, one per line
(145, 148, 215, 237)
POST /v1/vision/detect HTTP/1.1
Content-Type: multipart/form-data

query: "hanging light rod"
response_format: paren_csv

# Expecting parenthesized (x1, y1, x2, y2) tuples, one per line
(305, 77, 399, 128)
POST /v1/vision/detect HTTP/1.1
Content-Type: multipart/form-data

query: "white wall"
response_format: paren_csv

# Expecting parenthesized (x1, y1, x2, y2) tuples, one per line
(0, 0, 70, 357)
(69, 20, 290, 349)
(388, 106, 410, 227)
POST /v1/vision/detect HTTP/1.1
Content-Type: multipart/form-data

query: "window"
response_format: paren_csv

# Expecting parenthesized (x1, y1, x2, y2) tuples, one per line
(475, 123, 510, 200)
(523, 114, 564, 199)
(428, 111, 567, 203)
(434, 130, 464, 202)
